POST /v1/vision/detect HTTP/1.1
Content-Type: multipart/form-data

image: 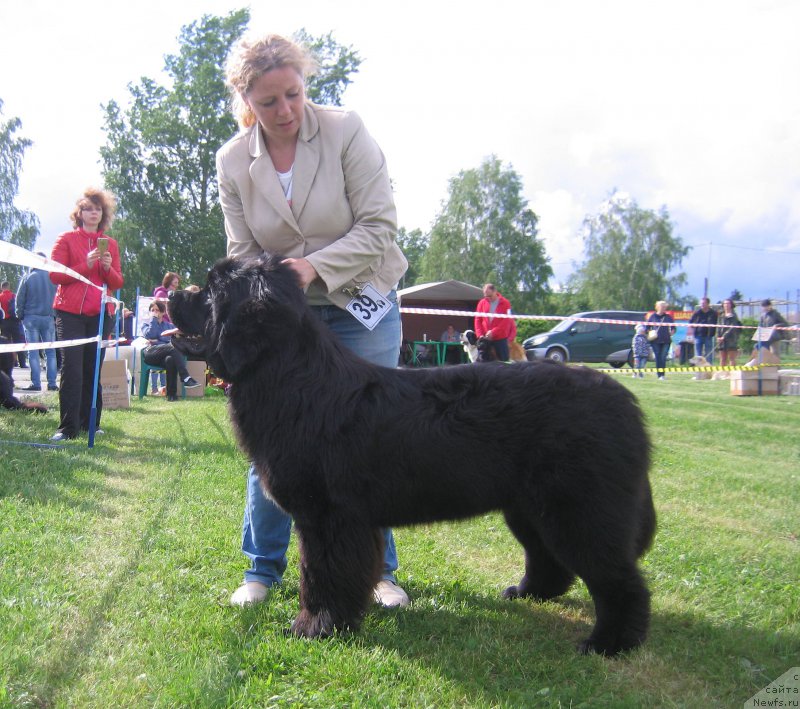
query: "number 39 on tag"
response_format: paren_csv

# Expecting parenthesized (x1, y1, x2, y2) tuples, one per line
(345, 283, 393, 331)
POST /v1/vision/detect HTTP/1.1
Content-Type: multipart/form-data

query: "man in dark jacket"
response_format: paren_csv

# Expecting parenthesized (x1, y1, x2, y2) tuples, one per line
(689, 297, 719, 363)
(758, 299, 789, 359)
(16, 259, 58, 391)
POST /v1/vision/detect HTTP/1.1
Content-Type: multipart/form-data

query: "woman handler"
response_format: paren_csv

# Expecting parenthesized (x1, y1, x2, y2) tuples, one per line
(219, 33, 409, 608)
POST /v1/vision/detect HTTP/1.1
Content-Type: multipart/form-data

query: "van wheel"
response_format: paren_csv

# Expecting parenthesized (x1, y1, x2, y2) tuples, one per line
(609, 351, 634, 369)
(545, 348, 567, 363)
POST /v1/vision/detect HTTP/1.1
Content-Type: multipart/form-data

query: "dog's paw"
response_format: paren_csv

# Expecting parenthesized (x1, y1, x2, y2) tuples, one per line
(577, 628, 645, 657)
(501, 585, 521, 600)
(288, 609, 337, 639)
(577, 636, 635, 658)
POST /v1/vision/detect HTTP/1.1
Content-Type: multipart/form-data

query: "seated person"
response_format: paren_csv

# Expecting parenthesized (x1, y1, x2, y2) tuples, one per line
(0, 337, 46, 413)
(440, 324, 463, 364)
(141, 301, 200, 401)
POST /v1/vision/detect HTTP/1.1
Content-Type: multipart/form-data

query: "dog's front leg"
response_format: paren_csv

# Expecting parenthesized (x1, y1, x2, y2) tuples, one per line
(290, 520, 383, 638)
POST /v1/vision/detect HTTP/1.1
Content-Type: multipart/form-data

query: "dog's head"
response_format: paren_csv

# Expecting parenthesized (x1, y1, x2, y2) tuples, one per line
(460, 329, 479, 363)
(168, 255, 306, 381)
(476, 336, 496, 362)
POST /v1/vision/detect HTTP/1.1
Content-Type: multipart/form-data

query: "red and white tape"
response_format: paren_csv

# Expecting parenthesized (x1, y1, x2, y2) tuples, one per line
(398, 306, 795, 334)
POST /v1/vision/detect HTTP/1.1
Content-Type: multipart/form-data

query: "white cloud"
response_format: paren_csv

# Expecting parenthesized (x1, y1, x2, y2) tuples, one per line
(1, 0, 798, 300)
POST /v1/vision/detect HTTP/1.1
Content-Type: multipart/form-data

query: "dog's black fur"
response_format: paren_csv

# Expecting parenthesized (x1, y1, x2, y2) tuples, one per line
(169, 256, 656, 655)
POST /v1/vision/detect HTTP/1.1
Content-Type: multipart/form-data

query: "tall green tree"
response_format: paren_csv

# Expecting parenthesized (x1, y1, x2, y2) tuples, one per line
(295, 29, 362, 105)
(395, 227, 427, 288)
(100, 11, 362, 303)
(567, 191, 689, 310)
(420, 155, 552, 313)
(100, 10, 249, 300)
(0, 99, 39, 284)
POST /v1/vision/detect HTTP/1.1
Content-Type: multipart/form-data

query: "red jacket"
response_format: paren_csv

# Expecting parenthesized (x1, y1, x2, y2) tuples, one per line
(0, 290, 15, 319)
(50, 229, 124, 316)
(474, 293, 514, 341)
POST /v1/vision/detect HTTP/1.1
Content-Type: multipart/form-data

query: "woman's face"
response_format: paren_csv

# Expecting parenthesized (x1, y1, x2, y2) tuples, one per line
(245, 66, 305, 144)
(656, 302, 667, 314)
(723, 300, 733, 313)
(80, 202, 103, 231)
(169, 278, 179, 291)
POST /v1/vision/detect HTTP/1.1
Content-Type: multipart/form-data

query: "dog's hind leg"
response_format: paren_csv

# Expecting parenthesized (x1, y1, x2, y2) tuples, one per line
(501, 508, 576, 601)
(534, 517, 651, 656)
(575, 564, 650, 656)
(290, 520, 383, 638)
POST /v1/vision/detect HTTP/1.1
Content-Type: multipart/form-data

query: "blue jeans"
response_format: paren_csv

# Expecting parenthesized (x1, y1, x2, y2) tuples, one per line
(694, 335, 714, 362)
(22, 315, 58, 388)
(651, 342, 670, 377)
(634, 356, 647, 377)
(242, 292, 402, 587)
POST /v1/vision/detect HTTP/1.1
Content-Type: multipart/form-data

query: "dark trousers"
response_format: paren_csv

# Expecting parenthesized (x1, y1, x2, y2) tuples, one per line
(488, 338, 510, 362)
(0, 318, 27, 367)
(143, 344, 188, 397)
(55, 310, 113, 437)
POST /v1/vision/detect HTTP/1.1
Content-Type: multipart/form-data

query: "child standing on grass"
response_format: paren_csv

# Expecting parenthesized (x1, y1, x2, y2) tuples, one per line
(632, 325, 650, 378)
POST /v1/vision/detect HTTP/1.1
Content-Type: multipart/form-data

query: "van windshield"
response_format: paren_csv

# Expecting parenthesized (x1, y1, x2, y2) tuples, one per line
(550, 318, 576, 333)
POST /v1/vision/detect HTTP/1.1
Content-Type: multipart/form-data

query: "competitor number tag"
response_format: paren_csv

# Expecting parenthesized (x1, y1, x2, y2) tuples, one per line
(345, 283, 393, 331)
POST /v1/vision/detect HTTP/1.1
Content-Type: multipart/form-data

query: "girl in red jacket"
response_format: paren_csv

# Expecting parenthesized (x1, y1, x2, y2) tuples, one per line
(49, 188, 124, 441)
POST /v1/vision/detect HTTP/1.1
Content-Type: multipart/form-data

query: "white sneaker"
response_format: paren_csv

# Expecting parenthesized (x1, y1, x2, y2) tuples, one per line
(373, 580, 410, 608)
(230, 581, 269, 606)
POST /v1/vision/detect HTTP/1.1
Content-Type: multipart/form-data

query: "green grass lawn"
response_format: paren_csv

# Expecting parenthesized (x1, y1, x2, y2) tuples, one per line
(1, 372, 798, 708)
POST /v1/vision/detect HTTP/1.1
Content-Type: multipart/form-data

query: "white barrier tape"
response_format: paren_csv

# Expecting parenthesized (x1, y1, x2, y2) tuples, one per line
(0, 337, 126, 354)
(0, 241, 99, 289)
(0, 244, 123, 311)
(398, 306, 796, 333)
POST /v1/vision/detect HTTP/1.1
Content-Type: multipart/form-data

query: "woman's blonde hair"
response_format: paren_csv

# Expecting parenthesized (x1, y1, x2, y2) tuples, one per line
(655, 300, 669, 310)
(225, 33, 316, 129)
(70, 187, 116, 232)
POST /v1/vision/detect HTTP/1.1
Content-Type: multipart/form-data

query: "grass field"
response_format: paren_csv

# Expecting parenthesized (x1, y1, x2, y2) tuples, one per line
(0, 366, 798, 708)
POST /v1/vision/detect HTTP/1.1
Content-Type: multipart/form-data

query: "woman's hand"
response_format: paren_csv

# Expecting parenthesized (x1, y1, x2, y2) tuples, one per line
(281, 257, 318, 289)
(87, 249, 112, 271)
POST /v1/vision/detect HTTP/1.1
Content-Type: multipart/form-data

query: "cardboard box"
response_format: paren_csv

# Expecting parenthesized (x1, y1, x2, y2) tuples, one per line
(185, 360, 207, 398)
(101, 358, 131, 409)
(778, 370, 800, 396)
(730, 368, 779, 396)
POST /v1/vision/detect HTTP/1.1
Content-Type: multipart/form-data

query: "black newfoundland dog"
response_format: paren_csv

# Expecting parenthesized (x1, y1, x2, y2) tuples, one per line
(169, 256, 656, 655)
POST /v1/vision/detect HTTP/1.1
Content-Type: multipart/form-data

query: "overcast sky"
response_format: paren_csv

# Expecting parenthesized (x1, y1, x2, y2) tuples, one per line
(1, 0, 798, 305)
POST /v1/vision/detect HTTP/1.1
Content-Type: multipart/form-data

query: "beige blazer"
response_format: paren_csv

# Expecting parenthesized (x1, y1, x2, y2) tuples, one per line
(217, 102, 407, 309)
